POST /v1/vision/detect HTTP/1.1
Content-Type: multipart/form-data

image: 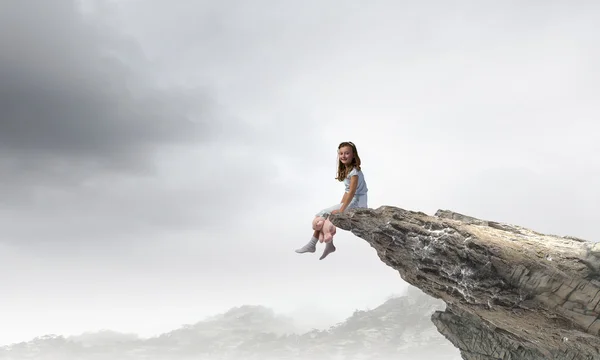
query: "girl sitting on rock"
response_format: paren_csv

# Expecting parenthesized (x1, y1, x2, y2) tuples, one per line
(295, 141, 369, 260)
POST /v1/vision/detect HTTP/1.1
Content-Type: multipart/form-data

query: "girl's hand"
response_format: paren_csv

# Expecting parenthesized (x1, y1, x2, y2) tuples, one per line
(331, 209, 341, 215)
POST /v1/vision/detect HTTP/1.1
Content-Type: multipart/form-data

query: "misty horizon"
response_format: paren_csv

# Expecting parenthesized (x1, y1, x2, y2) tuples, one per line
(2, 289, 412, 346)
(1, 288, 411, 348)
(1, 287, 463, 359)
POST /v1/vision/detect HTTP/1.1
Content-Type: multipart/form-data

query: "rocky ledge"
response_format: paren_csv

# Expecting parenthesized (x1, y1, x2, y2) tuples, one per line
(329, 206, 600, 360)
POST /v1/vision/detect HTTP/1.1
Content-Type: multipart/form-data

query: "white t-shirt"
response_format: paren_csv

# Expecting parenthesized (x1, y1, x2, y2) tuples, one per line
(344, 167, 368, 195)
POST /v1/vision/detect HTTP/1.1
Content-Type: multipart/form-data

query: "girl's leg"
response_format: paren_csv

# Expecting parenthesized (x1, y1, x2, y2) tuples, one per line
(319, 241, 335, 260)
(295, 204, 342, 254)
(319, 199, 361, 260)
(295, 228, 321, 253)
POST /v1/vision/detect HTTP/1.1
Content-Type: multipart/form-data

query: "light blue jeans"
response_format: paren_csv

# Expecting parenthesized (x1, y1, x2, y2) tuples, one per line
(315, 193, 368, 217)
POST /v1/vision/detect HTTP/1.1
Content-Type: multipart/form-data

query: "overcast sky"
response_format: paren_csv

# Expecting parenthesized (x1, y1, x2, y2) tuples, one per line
(1, 0, 599, 345)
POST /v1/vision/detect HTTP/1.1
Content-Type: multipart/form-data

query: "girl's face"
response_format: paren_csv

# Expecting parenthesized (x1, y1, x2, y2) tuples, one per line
(338, 146, 354, 166)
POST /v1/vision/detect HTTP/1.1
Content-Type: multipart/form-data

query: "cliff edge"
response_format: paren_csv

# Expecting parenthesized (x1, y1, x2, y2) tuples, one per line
(329, 206, 600, 360)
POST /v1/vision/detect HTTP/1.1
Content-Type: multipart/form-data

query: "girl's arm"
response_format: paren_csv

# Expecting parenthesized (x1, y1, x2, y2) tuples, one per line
(340, 192, 348, 204)
(339, 175, 358, 212)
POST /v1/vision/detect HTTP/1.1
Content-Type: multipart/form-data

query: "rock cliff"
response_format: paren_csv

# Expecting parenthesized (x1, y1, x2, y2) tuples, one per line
(329, 206, 600, 360)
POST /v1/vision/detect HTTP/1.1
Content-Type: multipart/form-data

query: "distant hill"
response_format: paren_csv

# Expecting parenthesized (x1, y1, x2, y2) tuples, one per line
(0, 286, 461, 359)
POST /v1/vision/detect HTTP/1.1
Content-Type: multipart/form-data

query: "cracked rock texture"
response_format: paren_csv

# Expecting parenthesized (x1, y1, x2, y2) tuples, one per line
(329, 206, 600, 360)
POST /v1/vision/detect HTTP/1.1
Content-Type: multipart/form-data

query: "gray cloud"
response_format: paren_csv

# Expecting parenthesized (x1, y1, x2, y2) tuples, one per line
(0, 0, 329, 248)
(0, 0, 205, 187)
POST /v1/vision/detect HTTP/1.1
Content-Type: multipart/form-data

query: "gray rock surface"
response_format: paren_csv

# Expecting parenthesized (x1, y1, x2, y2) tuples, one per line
(329, 206, 600, 360)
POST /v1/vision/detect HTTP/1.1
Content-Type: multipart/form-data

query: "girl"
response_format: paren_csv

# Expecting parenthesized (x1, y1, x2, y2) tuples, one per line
(295, 141, 369, 260)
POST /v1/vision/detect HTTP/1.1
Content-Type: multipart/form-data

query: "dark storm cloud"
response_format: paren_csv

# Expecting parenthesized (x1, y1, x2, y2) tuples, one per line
(0, 1, 204, 183)
(0, 0, 340, 249)
(0, 0, 296, 248)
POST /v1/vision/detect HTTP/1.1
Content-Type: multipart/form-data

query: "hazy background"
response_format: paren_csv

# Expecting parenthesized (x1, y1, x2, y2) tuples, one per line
(1, 0, 598, 346)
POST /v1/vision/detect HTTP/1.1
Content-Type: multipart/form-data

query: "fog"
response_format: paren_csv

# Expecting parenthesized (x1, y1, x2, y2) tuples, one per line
(1, 0, 598, 358)
(0, 287, 462, 359)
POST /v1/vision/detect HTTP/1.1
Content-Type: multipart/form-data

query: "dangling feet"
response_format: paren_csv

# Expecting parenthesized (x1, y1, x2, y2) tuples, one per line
(319, 241, 336, 260)
(295, 236, 318, 253)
